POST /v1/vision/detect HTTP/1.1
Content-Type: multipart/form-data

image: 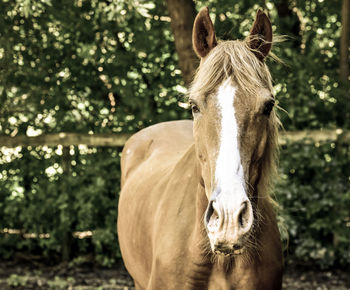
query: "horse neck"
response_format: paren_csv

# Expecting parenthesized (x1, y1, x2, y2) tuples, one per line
(184, 176, 213, 288)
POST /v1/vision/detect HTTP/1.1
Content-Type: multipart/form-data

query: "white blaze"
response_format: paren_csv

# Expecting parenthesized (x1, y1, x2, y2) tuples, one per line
(215, 80, 247, 202)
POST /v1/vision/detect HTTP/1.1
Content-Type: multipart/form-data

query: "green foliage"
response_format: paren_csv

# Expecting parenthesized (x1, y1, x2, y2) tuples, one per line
(0, 0, 189, 137)
(7, 274, 29, 287)
(0, 147, 122, 264)
(47, 276, 75, 290)
(277, 142, 350, 268)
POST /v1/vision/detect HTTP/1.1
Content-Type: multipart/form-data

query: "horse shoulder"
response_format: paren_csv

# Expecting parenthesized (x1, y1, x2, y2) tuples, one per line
(121, 120, 193, 186)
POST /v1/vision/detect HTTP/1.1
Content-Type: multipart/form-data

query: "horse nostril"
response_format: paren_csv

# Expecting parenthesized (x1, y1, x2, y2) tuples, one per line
(237, 201, 252, 232)
(238, 211, 243, 227)
(205, 200, 215, 224)
(238, 202, 247, 227)
(206, 200, 221, 232)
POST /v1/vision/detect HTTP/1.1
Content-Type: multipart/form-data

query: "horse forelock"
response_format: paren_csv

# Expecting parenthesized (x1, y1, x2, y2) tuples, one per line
(189, 40, 273, 98)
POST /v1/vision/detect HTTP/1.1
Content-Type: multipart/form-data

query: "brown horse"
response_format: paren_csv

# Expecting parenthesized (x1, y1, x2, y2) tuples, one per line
(118, 7, 283, 290)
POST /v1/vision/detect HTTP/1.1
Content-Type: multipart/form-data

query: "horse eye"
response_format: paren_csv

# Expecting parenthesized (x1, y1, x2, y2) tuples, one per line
(263, 99, 275, 116)
(191, 103, 200, 114)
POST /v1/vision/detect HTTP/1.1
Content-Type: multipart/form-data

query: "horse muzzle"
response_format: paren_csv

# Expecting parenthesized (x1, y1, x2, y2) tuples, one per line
(205, 196, 253, 256)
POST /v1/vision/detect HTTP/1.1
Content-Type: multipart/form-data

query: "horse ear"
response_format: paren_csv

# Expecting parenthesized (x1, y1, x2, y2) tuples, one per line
(192, 7, 217, 58)
(248, 9, 272, 61)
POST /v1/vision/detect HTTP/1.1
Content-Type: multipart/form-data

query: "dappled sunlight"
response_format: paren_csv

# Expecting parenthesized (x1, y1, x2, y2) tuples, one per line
(0, 0, 348, 274)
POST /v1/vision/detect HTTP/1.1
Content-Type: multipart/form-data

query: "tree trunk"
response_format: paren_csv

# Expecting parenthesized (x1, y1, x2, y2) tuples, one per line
(61, 146, 72, 262)
(340, 0, 349, 85)
(275, 0, 302, 48)
(166, 0, 199, 86)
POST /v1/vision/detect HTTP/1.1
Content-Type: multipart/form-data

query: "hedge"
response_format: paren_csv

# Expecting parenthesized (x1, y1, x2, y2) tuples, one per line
(0, 141, 349, 268)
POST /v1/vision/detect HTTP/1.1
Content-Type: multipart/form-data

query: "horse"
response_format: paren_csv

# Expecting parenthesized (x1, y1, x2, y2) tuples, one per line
(118, 7, 283, 290)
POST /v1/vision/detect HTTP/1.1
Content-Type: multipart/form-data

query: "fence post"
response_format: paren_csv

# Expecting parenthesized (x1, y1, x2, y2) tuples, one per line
(61, 145, 72, 262)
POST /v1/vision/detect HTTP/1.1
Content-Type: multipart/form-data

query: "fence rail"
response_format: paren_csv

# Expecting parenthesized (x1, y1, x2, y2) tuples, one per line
(0, 132, 131, 148)
(0, 129, 349, 148)
(279, 129, 349, 145)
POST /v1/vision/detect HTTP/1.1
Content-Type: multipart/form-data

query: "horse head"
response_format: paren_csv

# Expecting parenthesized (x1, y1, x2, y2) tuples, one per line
(190, 7, 278, 257)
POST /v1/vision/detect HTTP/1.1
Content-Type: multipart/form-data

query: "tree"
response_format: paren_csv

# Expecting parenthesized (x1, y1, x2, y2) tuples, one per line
(166, 0, 198, 86)
(340, 0, 349, 85)
(274, 0, 302, 48)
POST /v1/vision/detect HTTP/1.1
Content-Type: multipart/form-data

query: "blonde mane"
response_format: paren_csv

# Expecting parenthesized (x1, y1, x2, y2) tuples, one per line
(189, 39, 280, 204)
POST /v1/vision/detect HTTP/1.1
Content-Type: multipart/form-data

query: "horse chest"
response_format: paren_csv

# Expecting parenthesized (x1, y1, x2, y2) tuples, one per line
(206, 262, 282, 290)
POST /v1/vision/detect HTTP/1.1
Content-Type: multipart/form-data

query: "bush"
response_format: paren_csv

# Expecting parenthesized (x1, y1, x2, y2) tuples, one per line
(276, 141, 350, 268)
(0, 141, 349, 269)
(0, 147, 121, 266)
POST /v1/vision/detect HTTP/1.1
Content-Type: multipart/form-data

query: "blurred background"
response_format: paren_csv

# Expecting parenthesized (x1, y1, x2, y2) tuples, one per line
(0, 0, 349, 288)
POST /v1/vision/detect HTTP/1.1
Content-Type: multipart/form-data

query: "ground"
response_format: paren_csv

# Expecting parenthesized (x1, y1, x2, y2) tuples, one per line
(0, 259, 349, 289)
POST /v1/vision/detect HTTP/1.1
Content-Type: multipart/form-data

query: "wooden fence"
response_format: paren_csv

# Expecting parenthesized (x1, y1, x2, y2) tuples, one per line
(0, 128, 348, 261)
(0, 129, 349, 148)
